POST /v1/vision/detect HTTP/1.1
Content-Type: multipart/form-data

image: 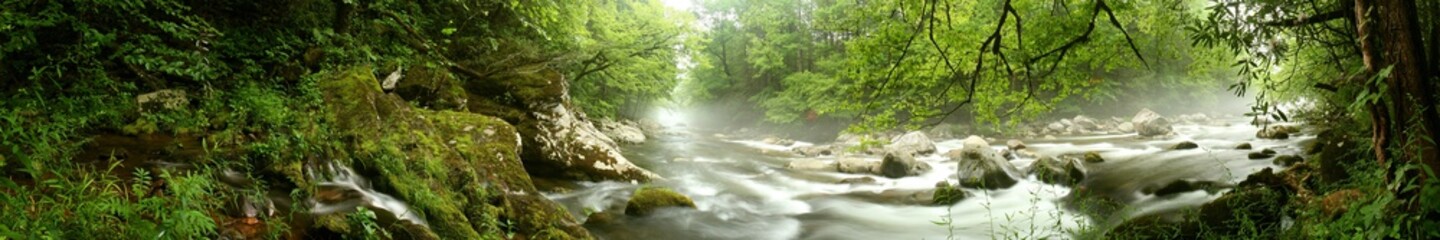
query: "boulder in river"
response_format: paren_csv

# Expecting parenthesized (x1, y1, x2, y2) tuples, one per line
(886, 131, 937, 156)
(1235, 143, 1253, 150)
(1117, 122, 1136, 133)
(1048, 122, 1067, 132)
(880, 152, 931, 178)
(1029, 156, 1087, 186)
(1169, 141, 1199, 150)
(837, 158, 881, 174)
(1132, 108, 1174, 137)
(1248, 149, 1277, 159)
(1143, 179, 1229, 196)
(1001, 148, 1041, 160)
(1083, 151, 1105, 163)
(470, 66, 661, 182)
(625, 186, 696, 216)
(1256, 125, 1299, 139)
(953, 136, 1021, 189)
(1007, 139, 1026, 150)
(1073, 115, 1099, 130)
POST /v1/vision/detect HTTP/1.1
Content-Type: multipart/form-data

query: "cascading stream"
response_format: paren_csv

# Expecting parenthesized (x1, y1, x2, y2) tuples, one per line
(548, 115, 1311, 240)
(308, 162, 429, 230)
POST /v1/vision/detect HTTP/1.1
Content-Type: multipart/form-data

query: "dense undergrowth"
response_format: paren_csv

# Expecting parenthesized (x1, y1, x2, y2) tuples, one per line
(0, 0, 675, 239)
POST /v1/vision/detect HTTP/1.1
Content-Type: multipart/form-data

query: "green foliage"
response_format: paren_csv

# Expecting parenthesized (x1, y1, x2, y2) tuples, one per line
(685, 0, 1235, 131)
(0, 165, 219, 239)
(564, 0, 697, 119)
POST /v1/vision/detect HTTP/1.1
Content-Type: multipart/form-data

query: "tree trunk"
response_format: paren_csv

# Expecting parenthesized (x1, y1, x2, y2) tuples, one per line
(1353, 0, 1440, 196)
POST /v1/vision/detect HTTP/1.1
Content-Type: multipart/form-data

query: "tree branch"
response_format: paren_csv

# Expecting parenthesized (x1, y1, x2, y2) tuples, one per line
(1262, 9, 1349, 27)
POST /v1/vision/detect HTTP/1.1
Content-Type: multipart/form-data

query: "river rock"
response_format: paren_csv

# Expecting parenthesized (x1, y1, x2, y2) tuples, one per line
(595, 118, 646, 145)
(1073, 115, 1099, 130)
(793, 145, 834, 157)
(786, 159, 837, 171)
(1256, 125, 1298, 139)
(880, 152, 931, 178)
(886, 131, 937, 156)
(1001, 148, 1042, 160)
(1248, 149, 1277, 159)
(1083, 151, 1105, 163)
(136, 89, 188, 112)
(1169, 141, 1199, 150)
(1029, 156, 1087, 186)
(1132, 108, 1174, 137)
(1048, 122, 1067, 132)
(625, 186, 696, 216)
(468, 66, 661, 182)
(1117, 122, 1135, 132)
(953, 136, 1021, 189)
(1144, 179, 1229, 196)
(1235, 143, 1253, 150)
(837, 158, 881, 174)
(1007, 139, 1026, 150)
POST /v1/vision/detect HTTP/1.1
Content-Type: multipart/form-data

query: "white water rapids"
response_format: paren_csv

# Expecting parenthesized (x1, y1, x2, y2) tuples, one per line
(546, 116, 1312, 239)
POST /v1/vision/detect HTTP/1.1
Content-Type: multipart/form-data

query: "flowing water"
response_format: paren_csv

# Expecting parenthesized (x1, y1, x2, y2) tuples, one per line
(547, 116, 1312, 240)
(308, 162, 429, 229)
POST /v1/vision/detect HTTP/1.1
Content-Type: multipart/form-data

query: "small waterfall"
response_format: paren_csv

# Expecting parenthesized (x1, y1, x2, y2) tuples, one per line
(308, 162, 429, 229)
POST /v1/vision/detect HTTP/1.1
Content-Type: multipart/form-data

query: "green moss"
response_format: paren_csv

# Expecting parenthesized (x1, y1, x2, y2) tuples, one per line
(932, 184, 969, 205)
(1084, 151, 1105, 163)
(625, 186, 696, 216)
(314, 67, 591, 239)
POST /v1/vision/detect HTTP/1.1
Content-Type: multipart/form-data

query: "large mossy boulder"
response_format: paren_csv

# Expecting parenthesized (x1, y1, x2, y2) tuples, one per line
(625, 186, 696, 216)
(316, 67, 591, 239)
(465, 65, 659, 182)
(392, 64, 468, 111)
(952, 136, 1021, 189)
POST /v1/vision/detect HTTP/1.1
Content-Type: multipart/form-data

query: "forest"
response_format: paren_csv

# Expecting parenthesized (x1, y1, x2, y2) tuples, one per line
(1, 0, 1437, 239)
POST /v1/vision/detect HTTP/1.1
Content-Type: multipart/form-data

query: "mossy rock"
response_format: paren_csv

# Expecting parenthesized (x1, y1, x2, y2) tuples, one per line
(394, 64, 468, 111)
(932, 184, 969, 205)
(625, 186, 696, 216)
(1084, 151, 1105, 163)
(315, 67, 591, 240)
(1169, 141, 1199, 150)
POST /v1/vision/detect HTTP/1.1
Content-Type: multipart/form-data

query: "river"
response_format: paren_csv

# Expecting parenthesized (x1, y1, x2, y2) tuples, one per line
(546, 115, 1311, 240)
